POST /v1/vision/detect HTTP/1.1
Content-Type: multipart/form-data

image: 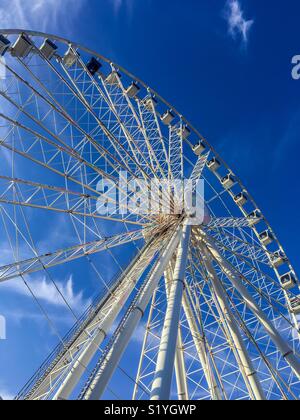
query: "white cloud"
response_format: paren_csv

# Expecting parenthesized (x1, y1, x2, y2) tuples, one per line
(110, 0, 134, 20)
(111, 0, 123, 15)
(224, 0, 254, 45)
(0, 388, 14, 400)
(0, 0, 86, 32)
(131, 322, 146, 344)
(1, 275, 90, 312)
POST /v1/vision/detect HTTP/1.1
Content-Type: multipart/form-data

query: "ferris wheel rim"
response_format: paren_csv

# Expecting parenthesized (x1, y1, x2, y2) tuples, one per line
(0, 29, 291, 250)
(0, 27, 297, 311)
(0, 27, 298, 328)
(0, 28, 299, 401)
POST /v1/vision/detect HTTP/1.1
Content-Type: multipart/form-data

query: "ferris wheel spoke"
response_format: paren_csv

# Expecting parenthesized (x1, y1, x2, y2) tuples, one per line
(29, 47, 140, 176)
(0, 100, 116, 184)
(203, 226, 270, 265)
(0, 80, 137, 183)
(169, 122, 184, 181)
(0, 175, 156, 225)
(3, 56, 147, 183)
(136, 97, 170, 179)
(210, 236, 298, 305)
(0, 114, 158, 225)
(0, 195, 146, 225)
(207, 217, 256, 229)
(0, 228, 147, 283)
(98, 69, 162, 180)
(189, 238, 295, 399)
(6, 50, 146, 181)
(197, 229, 295, 314)
(194, 232, 295, 334)
(201, 233, 300, 380)
(207, 232, 270, 267)
(56, 52, 153, 181)
(99, 73, 158, 179)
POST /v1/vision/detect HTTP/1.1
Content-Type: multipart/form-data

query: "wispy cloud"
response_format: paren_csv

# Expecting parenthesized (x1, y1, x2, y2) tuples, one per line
(131, 322, 146, 344)
(111, 0, 123, 15)
(0, 0, 86, 32)
(224, 0, 254, 45)
(109, 0, 134, 20)
(1, 275, 90, 312)
(0, 388, 14, 400)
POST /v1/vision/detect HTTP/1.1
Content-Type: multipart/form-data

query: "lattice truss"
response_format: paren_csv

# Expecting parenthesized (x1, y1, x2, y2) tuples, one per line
(0, 30, 299, 401)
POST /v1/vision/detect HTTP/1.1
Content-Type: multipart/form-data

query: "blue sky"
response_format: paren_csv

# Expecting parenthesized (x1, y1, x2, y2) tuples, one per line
(0, 0, 300, 400)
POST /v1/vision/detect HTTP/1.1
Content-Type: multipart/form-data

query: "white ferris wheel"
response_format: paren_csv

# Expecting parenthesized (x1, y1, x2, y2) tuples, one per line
(0, 30, 300, 401)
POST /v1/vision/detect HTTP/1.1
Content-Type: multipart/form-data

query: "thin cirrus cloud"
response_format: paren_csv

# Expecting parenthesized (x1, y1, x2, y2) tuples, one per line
(0, 0, 87, 32)
(0, 388, 14, 401)
(1, 275, 90, 312)
(110, 0, 134, 19)
(224, 0, 254, 45)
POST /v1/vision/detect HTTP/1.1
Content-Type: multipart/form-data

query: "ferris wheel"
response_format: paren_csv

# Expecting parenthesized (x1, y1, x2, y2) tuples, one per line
(0, 29, 300, 401)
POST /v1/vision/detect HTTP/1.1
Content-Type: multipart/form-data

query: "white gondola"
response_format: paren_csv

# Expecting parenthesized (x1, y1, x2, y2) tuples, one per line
(247, 209, 262, 225)
(272, 251, 287, 268)
(143, 96, 158, 110)
(105, 71, 121, 85)
(259, 230, 274, 246)
(161, 110, 175, 126)
(125, 82, 140, 98)
(0, 34, 10, 56)
(280, 272, 297, 290)
(234, 192, 247, 207)
(207, 157, 221, 172)
(63, 46, 78, 68)
(290, 296, 300, 315)
(11, 34, 32, 58)
(40, 39, 58, 60)
(221, 173, 235, 189)
(192, 141, 206, 156)
(178, 125, 191, 139)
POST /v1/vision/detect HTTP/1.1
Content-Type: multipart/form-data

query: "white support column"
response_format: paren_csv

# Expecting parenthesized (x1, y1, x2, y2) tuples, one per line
(199, 243, 266, 401)
(165, 265, 189, 401)
(150, 221, 191, 400)
(203, 233, 300, 381)
(83, 226, 183, 400)
(53, 243, 156, 400)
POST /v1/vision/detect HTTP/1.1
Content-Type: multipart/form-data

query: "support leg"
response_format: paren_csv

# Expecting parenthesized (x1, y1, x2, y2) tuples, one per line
(150, 221, 191, 400)
(204, 232, 300, 381)
(82, 227, 183, 400)
(199, 243, 266, 401)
